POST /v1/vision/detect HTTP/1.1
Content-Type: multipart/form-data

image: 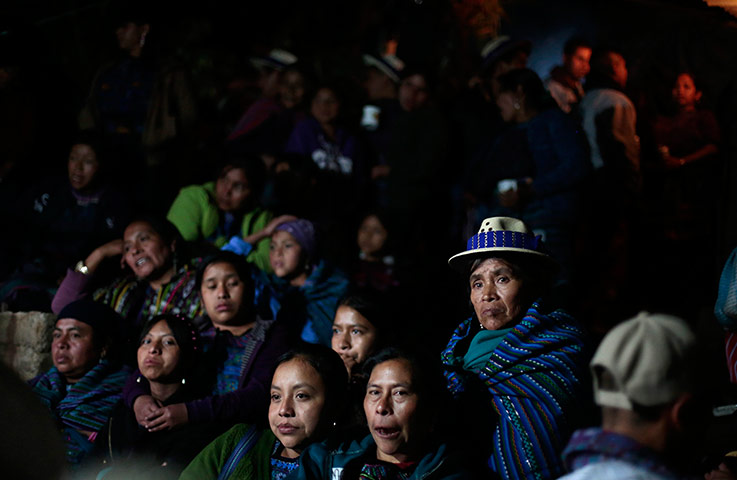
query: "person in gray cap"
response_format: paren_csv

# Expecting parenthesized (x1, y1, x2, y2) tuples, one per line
(559, 311, 706, 479)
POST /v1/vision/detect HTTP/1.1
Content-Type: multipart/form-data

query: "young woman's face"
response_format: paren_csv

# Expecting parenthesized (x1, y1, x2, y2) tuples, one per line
(672, 73, 701, 110)
(123, 221, 174, 280)
(357, 214, 388, 258)
(200, 262, 248, 327)
(268, 358, 327, 458)
(215, 167, 251, 212)
(332, 306, 378, 375)
(364, 358, 423, 464)
(137, 320, 181, 383)
(311, 88, 340, 126)
(269, 230, 304, 279)
(68, 143, 100, 192)
(280, 70, 306, 109)
(52, 318, 101, 383)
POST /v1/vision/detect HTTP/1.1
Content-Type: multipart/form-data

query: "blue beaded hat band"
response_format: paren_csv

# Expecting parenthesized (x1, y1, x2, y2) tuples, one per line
(448, 216, 555, 273)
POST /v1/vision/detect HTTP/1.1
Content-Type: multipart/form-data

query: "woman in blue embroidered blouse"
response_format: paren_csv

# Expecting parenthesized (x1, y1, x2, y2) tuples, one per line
(441, 216, 589, 479)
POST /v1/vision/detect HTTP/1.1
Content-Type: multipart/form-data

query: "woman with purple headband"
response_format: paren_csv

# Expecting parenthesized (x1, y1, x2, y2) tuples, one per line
(441, 216, 589, 479)
(223, 216, 349, 346)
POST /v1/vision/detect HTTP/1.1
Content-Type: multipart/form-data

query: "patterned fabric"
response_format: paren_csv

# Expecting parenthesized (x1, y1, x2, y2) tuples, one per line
(210, 330, 251, 395)
(441, 301, 587, 479)
(270, 451, 300, 480)
(29, 360, 129, 464)
(716, 247, 737, 383)
(561, 428, 682, 479)
(358, 462, 415, 479)
(93, 259, 202, 328)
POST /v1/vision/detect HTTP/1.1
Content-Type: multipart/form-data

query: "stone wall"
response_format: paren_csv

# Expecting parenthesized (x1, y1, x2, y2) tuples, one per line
(0, 311, 55, 381)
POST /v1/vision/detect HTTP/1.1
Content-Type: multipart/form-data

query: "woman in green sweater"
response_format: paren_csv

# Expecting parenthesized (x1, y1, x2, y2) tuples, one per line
(179, 343, 347, 479)
(167, 156, 273, 272)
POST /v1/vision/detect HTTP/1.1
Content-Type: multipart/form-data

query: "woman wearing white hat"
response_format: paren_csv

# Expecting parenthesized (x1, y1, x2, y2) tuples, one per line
(440, 216, 589, 479)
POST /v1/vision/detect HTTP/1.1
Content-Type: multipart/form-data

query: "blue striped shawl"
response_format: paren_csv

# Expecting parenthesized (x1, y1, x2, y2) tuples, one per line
(30, 360, 129, 464)
(440, 302, 588, 479)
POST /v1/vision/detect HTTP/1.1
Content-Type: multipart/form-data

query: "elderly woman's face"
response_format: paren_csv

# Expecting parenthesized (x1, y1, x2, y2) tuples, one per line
(364, 358, 423, 464)
(52, 318, 101, 383)
(123, 221, 173, 279)
(469, 258, 525, 330)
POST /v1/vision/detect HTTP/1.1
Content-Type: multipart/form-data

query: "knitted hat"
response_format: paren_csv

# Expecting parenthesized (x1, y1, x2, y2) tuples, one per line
(275, 219, 317, 260)
(448, 216, 555, 273)
(57, 298, 122, 344)
(591, 311, 696, 410)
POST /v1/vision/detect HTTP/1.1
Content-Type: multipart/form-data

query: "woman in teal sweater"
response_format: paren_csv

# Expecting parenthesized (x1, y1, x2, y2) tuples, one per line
(179, 343, 347, 479)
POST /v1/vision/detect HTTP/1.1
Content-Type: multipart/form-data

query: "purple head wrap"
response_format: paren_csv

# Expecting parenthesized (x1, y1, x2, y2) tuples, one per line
(274, 219, 317, 260)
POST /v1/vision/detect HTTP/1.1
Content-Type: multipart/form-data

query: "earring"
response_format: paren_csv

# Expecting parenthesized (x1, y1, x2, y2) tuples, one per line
(513, 101, 521, 110)
(136, 376, 142, 383)
(139, 32, 147, 48)
(181, 378, 186, 385)
(479, 322, 485, 330)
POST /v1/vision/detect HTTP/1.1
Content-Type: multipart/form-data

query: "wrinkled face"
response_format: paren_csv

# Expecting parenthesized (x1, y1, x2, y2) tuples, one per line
(269, 230, 303, 279)
(138, 320, 181, 383)
(357, 214, 388, 258)
(116, 22, 146, 52)
(496, 91, 520, 123)
(564, 47, 592, 80)
(215, 167, 251, 212)
(609, 52, 628, 88)
(311, 88, 340, 126)
(398, 74, 429, 113)
(280, 70, 306, 109)
(364, 358, 422, 464)
(123, 221, 173, 280)
(68, 143, 100, 192)
(52, 318, 101, 383)
(469, 258, 525, 330)
(672, 73, 701, 110)
(268, 358, 327, 459)
(331, 306, 378, 374)
(200, 262, 248, 327)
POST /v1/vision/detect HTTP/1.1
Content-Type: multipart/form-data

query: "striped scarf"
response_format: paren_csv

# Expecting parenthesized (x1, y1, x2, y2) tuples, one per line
(94, 259, 203, 327)
(441, 301, 588, 479)
(30, 360, 129, 464)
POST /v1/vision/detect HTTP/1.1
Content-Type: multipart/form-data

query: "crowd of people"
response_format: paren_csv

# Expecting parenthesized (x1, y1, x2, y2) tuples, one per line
(2, 2, 737, 479)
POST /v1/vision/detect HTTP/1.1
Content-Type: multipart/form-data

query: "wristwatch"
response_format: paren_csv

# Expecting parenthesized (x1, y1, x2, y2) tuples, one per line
(74, 260, 89, 275)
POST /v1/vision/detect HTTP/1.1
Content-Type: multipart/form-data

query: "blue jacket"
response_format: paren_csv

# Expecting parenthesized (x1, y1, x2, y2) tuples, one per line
(293, 434, 473, 479)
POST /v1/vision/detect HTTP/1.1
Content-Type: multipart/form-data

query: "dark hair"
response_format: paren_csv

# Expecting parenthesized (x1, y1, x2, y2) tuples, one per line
(563, 36, 592, 57)
(587, 47, 625, 90)
(357, 209, 393, 256)
(195, 251, 256, 319)
(215, 155, 267, 204)
(274, 343, 349, 424)
(673, 70, 703, 93)
(138, 314, 200, 380)
(56, 298, 124, 365)
(125, 215, 180, 249)
(496, 68, 551, 113)
(362, 347, 445, 414)
(400, 65, 436, 95)
(338, 289, 391, 341)
(70, 130, 107, 163)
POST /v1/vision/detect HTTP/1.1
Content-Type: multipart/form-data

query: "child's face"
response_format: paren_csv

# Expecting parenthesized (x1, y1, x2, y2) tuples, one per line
(357, 215, 388, 258)
(672, 73, 701, 110)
